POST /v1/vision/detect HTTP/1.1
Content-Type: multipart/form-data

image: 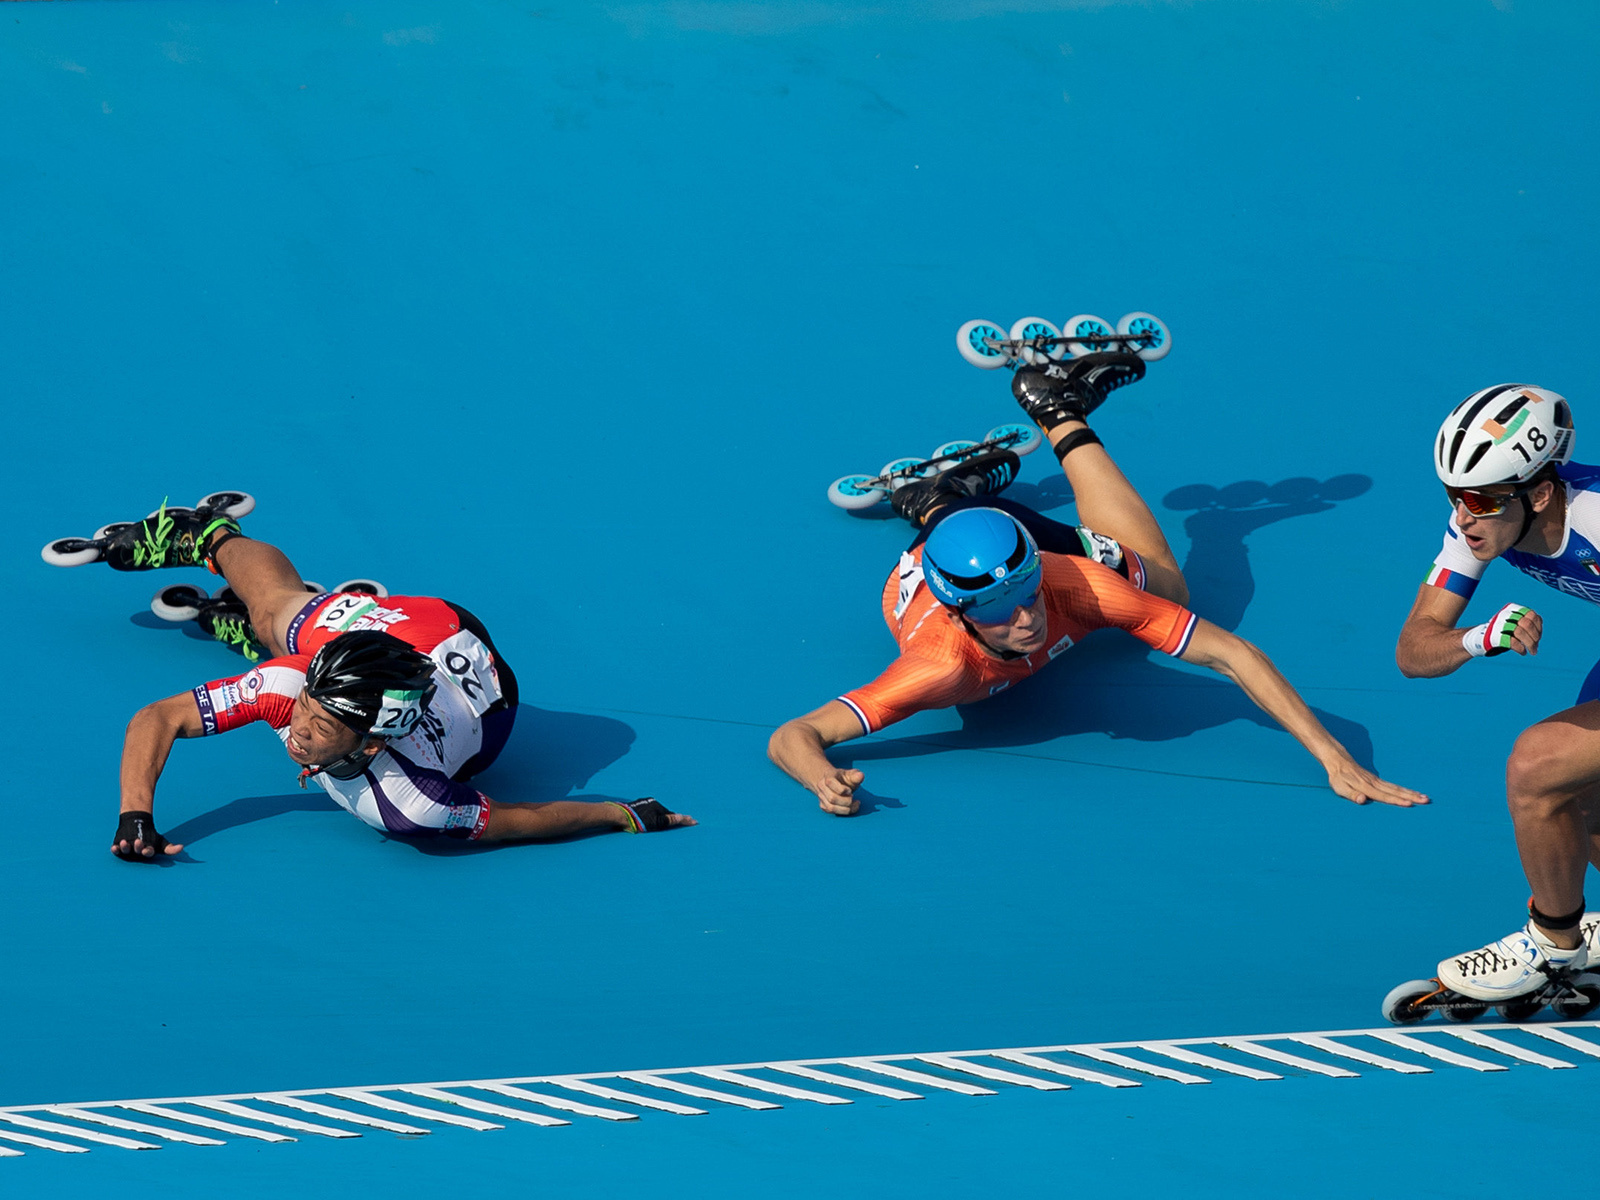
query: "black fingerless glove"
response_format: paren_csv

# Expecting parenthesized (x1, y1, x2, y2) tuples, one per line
(114, 810, 168, 861)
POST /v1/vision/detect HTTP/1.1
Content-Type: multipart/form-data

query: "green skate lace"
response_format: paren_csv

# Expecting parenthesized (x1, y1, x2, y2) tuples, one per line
(132, 501, 177, 568)
(209, 614, 263, 662)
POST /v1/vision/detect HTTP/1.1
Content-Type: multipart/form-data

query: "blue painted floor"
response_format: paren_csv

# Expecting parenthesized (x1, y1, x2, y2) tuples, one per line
(4, 0, 1598, 1193)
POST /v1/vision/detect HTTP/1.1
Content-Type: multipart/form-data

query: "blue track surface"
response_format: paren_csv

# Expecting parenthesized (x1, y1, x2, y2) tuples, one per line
(4, 1, 1599, 1194)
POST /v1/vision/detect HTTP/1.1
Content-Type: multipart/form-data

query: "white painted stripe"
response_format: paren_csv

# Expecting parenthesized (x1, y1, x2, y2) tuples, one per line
(990, 1052, 1141, 1088)
(188, 1100, 360, 1137)
(1140, 1045, 1281, 1081)
(1284, 1037, 1430, 1075)
(1523, 1027, 1600, 1058)
(326, 1091, 502, 1130)
(0, 1130, 89, 1153)
(258, 1095, 429, 1134)
(120, 1104, 295, 1141)
(399, 1088, 569, 1126)
(0, 1145, 20, 1158)
(0, 1112, 156, 1150)
(476, 1084, 638, 1121)
(767, 1064, 922, 1100)
(915, 1055, 1069, 1091)
(1214, 1040, 1359, 1078)
(47, 1107, 225, 1145)
(841, 1060, 995, 1096)
(545, 1079, 707, 1115)
(615, 1074, 780, 1111)
(1442, 1030, 1575, 1069)
(1065, 1048, 1210, 1085)
(1368, 1033, 1506, 1072)
(692, 1070, 851, 1105)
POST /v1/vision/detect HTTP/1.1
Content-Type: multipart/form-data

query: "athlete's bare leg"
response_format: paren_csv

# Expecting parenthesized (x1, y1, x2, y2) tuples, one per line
(210, 538, 314, 659)
(1503, 704, 1600, 948)
(1046, 419, 1187, 605)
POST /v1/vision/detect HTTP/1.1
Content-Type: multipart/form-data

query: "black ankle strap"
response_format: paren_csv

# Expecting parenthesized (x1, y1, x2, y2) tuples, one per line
(1053, 428, 1102, 463)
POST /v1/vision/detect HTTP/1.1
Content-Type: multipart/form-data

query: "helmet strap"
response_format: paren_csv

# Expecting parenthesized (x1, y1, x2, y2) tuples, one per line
(959, 613, 1027, 661)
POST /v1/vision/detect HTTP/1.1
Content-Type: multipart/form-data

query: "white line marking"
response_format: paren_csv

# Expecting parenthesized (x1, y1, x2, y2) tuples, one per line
(5, 1020, 1596, 1159)
(0, 1130, 89, 1154)
(258, 1095, 428, 1134)
(0, 1112, 157, 1150)
(189, 1100, 359, 1138)
(326, 1091, 501, 1130)
(544, 1079, 706, 1115)
(475, 1084, 638, 1121)
(691, 1070, 851, 1105)
(120, 1104, 296, 1141)
(1522, 1027, 1600, 1058)
(1140, 1045, 1281, 1081)
(915, 1056, 1069, 1091)
(841, 1059, 996, 1095)
(1368, 1034, 1506, 1072)
(47, 1108, 226, 1145)
(1214, 1040, 1359, 1078)
(1441, 1031, 1575, 1069)
(615, 1074, 779, 1111)
(767, 1065, 922, 1100)
(1065, 1048, 1210, 1085)
(990, 1052, 1141, 1088)
(398, 1088, 569, 1126)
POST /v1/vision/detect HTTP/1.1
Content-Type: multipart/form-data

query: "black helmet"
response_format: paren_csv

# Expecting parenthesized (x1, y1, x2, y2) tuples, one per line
(304, 631, 438, 738)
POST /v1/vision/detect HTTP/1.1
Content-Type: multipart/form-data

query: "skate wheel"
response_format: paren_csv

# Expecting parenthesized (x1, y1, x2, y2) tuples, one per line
(1063, 314, 1115, 357)
(985, 423, 1043, 457)
(1117, 311, 1172, 362)
(931, 440, 981, 469)
(1495, 997, 1543, 1023)
(1550, 975, 1600, 1019)
(1442, 1002, 1487, 1023)
(334, 578, 390, 597)
(151, 584, 210, 622)
(302, 581, 328, 595)
(879, 456, 932, 490)
(198, 491, 256, 519)
(828, 474, 885, 510)
(93, 522, 134, 541)
(956, 319, 1011, 369)
(41, 537, 103, 567)
(1380, 978, 1440, 1025)
(1008, 317, 1062, 367)
(147, 505, 196, 522)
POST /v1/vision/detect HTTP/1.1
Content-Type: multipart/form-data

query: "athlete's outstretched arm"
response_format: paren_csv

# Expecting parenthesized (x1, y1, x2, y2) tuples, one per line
(114, 693, 202, 858)
(1180, 620, 1430, 807)
(769, 701, 869, 817)
(480, 799, 696, 840)
(1396, 582, 1541, 677)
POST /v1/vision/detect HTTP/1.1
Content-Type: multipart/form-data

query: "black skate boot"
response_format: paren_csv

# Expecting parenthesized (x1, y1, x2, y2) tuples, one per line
(102, 498, 244, 572)
(151, 584, 267, 661)
(890, 449, 1020, 527)
(1012, 351, 1147, 432)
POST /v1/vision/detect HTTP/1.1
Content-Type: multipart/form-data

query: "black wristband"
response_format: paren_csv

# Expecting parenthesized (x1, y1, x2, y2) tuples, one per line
(1528, 897, 1586, 930)
(1053, 428, 1103, 463)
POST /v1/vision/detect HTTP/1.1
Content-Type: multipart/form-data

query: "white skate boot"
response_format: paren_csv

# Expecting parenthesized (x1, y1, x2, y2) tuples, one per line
(1437, 921, 1590, 1002)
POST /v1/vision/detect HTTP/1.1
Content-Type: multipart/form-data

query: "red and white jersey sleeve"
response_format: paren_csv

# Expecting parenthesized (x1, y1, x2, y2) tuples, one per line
(191, 657, 310, 735)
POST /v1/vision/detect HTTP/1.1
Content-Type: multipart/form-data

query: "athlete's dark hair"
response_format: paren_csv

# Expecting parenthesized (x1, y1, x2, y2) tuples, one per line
(304, 631, 437, 737)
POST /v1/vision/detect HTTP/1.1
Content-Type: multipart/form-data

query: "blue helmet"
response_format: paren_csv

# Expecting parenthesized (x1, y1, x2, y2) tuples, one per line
(922, 508, 1042, 624)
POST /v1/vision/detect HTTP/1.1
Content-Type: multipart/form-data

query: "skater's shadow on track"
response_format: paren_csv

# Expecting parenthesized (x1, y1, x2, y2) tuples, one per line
(836, 474, 1379, 777)
(166, 704, 640, 855)
(846, 476, 1075, 521)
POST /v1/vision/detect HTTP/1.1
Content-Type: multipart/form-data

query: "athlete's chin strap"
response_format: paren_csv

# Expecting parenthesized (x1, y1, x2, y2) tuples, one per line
(958, 613, 1027, 661)
(1516, 493, 1538, 544)
(298, 741, 380, 787)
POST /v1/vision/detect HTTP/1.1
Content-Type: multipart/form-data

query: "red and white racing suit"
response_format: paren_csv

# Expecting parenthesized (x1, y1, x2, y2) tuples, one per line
(190, 593, 517, 840)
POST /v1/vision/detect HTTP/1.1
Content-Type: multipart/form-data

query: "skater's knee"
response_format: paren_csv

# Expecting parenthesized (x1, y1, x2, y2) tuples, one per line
(1506, 725, 1584, 813)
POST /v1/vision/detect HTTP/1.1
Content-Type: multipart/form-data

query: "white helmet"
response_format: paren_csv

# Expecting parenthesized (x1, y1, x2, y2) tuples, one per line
(1434, 384, 1574, 487)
